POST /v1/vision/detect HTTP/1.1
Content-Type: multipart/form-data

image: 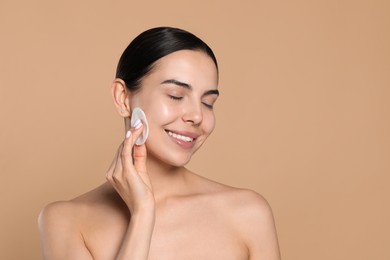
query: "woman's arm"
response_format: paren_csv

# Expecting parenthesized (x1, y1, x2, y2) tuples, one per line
(106, 124, 155, 259)
(38, 202, 94, 260)
(115, 208, 155, 259)
(39, 124, 155, 259)
(236, 190, 281, 260)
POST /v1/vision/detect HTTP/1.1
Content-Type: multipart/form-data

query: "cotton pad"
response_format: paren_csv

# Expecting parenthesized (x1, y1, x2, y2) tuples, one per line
(131, 107, 149, 145)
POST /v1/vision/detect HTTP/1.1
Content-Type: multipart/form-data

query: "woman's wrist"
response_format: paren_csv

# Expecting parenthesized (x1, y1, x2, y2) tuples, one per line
(116, 204, 155, 260)
(131, 204, 156, 223)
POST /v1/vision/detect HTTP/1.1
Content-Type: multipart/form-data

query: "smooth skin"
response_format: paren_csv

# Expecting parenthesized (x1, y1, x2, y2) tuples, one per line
(38, 50, 281, 260)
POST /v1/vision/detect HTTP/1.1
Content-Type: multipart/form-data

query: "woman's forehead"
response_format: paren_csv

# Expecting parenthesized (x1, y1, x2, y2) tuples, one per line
(149, 50, 218, 86)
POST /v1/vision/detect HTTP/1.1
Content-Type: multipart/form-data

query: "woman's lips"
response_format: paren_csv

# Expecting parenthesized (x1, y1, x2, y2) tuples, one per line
(165, 129, 198, 149)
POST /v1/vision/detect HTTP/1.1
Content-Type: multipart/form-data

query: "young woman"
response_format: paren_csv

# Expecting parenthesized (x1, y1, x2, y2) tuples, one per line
(38, 27, 281, 260)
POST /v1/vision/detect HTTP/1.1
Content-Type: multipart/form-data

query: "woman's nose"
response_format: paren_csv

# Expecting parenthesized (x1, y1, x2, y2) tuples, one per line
(182, 102, 203, 125)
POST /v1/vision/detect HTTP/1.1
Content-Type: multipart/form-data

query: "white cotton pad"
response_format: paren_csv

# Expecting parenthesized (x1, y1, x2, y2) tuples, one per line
(131, 107, 149, 145)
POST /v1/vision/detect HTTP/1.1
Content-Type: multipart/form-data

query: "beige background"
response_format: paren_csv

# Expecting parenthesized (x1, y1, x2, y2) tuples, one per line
(1, 0, 389, 259)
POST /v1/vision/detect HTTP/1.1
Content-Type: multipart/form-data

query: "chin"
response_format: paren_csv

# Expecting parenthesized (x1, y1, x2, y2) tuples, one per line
(144, 130, 207, 167)
(161, 154, 192, 167)
(145, 143, 196, 167)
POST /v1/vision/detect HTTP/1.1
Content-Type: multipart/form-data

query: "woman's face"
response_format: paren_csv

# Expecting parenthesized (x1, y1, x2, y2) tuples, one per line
(128, 50, 219, 167)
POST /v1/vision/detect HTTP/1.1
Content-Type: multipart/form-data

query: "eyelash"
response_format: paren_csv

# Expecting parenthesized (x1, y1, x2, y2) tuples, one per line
(202, 102, 214, 109)
(168, 95, 183, 101)
(168, 95, 214, 109)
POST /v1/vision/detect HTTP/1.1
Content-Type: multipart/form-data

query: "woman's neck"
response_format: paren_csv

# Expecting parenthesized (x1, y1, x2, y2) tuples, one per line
(144, 154, 190, 203)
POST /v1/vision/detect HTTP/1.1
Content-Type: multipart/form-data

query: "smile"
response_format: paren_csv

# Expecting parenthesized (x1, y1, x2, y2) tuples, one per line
(164, 129, 199, 150)
(167, 130, 194, 142)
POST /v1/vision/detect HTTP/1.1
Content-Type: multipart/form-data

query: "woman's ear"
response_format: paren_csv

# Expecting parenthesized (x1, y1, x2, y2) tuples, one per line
(111, 78, 131, 117)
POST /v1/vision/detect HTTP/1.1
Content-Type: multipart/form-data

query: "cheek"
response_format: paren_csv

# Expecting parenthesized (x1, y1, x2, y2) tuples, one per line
(142, 97, 177, 126)
(203, 113, 216, 135)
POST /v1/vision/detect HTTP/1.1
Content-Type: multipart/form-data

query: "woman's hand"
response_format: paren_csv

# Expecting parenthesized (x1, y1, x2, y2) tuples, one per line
(106, 122, 154, 214)
(106, 121, 155, 259)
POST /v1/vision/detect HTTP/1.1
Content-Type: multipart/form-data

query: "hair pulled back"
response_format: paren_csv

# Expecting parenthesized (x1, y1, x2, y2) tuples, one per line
(116, 27, 218, 92)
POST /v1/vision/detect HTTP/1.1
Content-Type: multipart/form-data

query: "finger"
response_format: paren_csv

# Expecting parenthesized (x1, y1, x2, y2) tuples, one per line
(107, 142, 122, 173)
(112, 142, 124, 181)
(121, 129, 135, 168)
(129, 121, 148, 178)
(133, 143, 151, 189)
(133, 144, 147, 174)
(130, 122, 149, 187)
(107, 142, 124, 182)
(121, 122, 144, 171)
(131, 119, 145, 147)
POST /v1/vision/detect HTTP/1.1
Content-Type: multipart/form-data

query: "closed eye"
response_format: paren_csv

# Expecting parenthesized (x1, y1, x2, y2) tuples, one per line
(168, 95, 183, 101)
(202, 102, 214, 109)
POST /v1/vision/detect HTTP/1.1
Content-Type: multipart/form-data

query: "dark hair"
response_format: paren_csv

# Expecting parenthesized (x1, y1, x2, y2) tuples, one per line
(116, 27, 218, 92)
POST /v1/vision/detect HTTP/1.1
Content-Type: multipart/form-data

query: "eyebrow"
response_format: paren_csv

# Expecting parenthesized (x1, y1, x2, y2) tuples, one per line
(161, 79, 219, 96)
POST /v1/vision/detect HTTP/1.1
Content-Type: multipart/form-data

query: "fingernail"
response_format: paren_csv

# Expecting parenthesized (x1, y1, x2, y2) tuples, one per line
(134, 120, 143, 130)
(126, 130, 131, 138)
(132, 119, 141, 128)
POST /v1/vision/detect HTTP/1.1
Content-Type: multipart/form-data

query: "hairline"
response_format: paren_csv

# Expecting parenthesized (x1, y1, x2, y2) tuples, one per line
(130, 48, 218, 92)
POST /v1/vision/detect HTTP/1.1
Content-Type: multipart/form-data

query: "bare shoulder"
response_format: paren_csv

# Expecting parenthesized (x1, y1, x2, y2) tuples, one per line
(39, 187, 96, 228)
(38, 184, 119, 259)
(38, 196, 90, 232)
(219, 188, 281, 260)
(207, 184, 275, 225)
(189, 174, 281, 259)
(224, 188, 274, 220)
(38, 183, 122, 231)
(189, 172, 272, 214)
(38, 200, 93, 259)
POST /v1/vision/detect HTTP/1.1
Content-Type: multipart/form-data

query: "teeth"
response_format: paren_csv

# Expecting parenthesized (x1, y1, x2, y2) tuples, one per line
(168, 131, 194, 142)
